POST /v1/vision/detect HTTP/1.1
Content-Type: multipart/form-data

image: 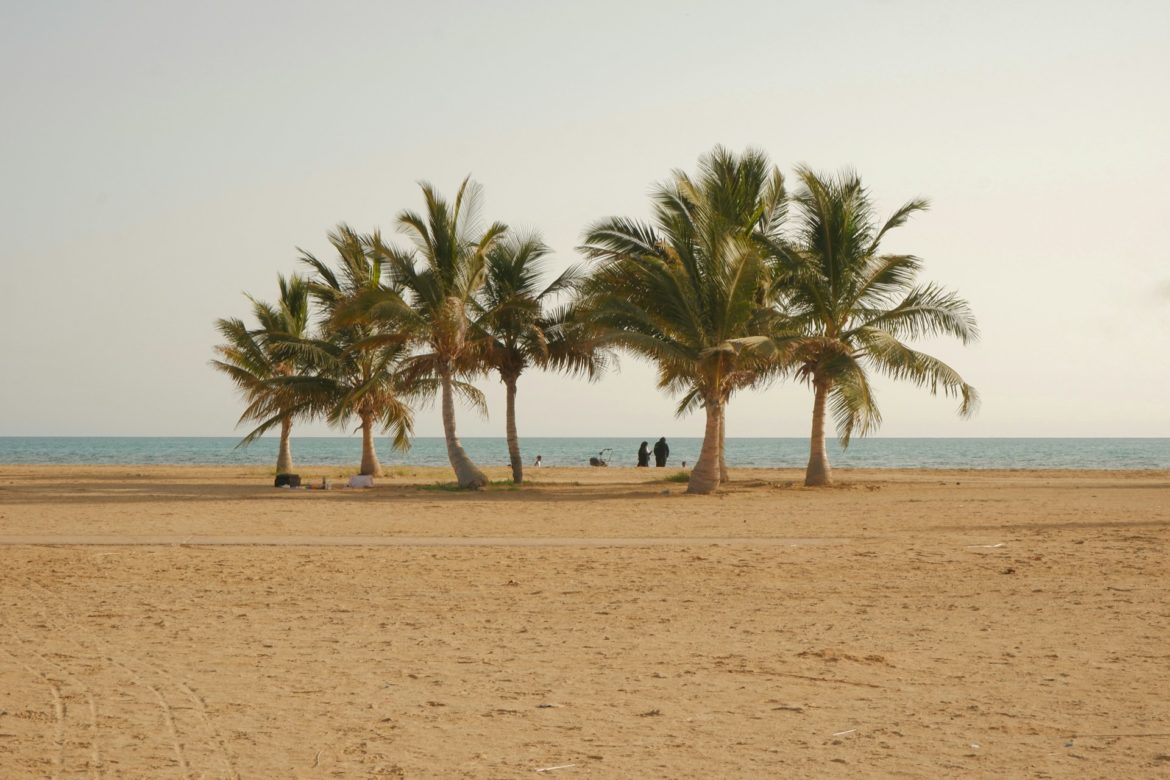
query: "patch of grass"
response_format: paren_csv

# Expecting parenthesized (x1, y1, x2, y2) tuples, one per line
(664, 471, 691, 483)
(420, 482, 464, 492)
(420, 479, 524, 492)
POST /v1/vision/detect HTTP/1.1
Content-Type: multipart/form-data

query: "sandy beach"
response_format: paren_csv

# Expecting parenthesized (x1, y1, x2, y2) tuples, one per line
(1, 465, 1168, 778)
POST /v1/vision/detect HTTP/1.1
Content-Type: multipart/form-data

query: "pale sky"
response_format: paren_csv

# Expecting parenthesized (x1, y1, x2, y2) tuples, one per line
(2, 0, 1167, 439)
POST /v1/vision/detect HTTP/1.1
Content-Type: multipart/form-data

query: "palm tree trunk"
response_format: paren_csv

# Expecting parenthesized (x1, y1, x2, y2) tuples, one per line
(687, 399, 723, 495)
(805, 378, 832, 486)
(359, 412, 382, 477)
(440, 367, 488, 489)
(718, 406, 729, 483)
(276, 415, 294, 474)
(504, 375, 523, 484)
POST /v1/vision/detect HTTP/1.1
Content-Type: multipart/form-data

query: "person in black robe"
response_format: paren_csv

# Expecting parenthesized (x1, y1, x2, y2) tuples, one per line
(636, 441, 651, 467)
(653, 437, 669, 467)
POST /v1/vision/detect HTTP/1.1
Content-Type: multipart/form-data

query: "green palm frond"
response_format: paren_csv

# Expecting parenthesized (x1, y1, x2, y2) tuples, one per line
(540, 302, 610, 380)
(211, 273, 318, 445)
(580, 217, 665, 260)
(379, 393, 414, 451)
(475, 231, 609, 390)
(856, 328, 980, 418)
(673, 385, 704, 418)
(390, 178, 509, 387)
(849, 254, 923, 309)
(775, 167, 979, 447)
(289, 226, 418, 441)
(452, 379, 488, 418)
(828, 361, 882, 447)
(849, 283, 980, 344)
(577, 146, 790, 411)
(867, 197, 929, 256)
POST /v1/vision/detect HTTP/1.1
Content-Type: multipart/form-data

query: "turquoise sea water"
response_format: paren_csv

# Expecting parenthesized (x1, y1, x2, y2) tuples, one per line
(0, 437, 1167, 470)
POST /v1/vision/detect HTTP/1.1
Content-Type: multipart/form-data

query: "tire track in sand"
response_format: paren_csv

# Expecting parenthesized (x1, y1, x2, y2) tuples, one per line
(24, 579, 238, 778)
(22, 583, 191, 777)
(0, 645, 66, 779)
(5, 633, 103, 778)
(105, 657, 191, 780)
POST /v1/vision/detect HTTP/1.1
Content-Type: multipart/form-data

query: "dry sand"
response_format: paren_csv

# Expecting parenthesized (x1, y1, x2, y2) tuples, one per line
(1, 464, 1168, 778)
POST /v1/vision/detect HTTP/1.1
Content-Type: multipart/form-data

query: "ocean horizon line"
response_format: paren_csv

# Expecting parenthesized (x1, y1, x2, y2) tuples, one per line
(2, 436, 1167, 470)
(3, 435, 1169, 441)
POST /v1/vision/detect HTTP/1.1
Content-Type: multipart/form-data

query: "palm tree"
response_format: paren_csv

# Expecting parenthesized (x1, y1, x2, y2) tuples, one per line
(778, 167, 979, 486)
(478, 233, 606, 484)
(376, 178, 508, 489)
(579, 146, 787, 494)
(296, 225, 414, 476)
(211, 274, 313, 473)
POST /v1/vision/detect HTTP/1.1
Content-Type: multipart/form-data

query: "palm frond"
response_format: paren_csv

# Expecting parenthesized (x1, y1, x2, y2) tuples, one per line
(868, 197, 929, 256)
(673, 385, 704, 418)
(850, 283, 980, 344)
(857, 328, 979, 418)
(828, 363, 881, 447)
(452, 379, 488, 418)
(577, 146, 791, 409)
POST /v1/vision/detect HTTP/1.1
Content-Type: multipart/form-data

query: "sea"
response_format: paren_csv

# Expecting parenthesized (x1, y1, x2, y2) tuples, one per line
(0, 437, 1167, 470)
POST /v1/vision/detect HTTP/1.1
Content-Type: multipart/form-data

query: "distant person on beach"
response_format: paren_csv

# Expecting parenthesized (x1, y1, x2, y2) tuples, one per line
(637, 441, 651, 467)
(653, 437, 669, 467)
(533, 454, 543, 467)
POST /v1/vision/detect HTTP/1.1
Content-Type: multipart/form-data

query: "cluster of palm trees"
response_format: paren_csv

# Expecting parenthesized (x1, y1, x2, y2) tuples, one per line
(213, 146, 979, 494)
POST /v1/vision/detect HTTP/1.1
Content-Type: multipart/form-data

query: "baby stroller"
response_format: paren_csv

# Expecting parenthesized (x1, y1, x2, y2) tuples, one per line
(589, 448, 612, 467)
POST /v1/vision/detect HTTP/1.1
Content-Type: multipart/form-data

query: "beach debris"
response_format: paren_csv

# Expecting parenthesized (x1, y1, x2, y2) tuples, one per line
(965, 543, 1005, 549)
(831, 729, 856, 737)
(536, 764, 576, 773)
(637, 709, 662, 717)
(537, 703, 563, 709)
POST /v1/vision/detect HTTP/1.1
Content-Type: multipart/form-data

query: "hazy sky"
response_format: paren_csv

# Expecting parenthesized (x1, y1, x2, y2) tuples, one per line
(2, 0, 1167, 439)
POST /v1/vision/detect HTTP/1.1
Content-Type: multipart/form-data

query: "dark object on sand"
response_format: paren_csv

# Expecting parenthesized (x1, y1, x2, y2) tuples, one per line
(589, 448, 612, 467)
(274, 473, 301, 488)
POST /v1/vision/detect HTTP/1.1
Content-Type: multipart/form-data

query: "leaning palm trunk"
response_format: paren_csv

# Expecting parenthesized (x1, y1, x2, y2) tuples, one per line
(276, 415, 294, 474)
(504, 376, 523, 484)
(687, 400, 723, 495)
(805, 378, 832, 486)
(359, 411, 382, 477)
(440, 368, 489, 489)
(718, 409, 729, 483)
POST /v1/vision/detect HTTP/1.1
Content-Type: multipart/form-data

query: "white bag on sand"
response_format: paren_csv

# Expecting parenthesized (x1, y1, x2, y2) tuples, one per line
(347, 475, 374, 488)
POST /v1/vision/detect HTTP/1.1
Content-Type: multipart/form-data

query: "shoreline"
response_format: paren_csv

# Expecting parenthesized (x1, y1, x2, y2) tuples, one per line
(3, 463, 1169, 475)
(5, 438, 1167, 473)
